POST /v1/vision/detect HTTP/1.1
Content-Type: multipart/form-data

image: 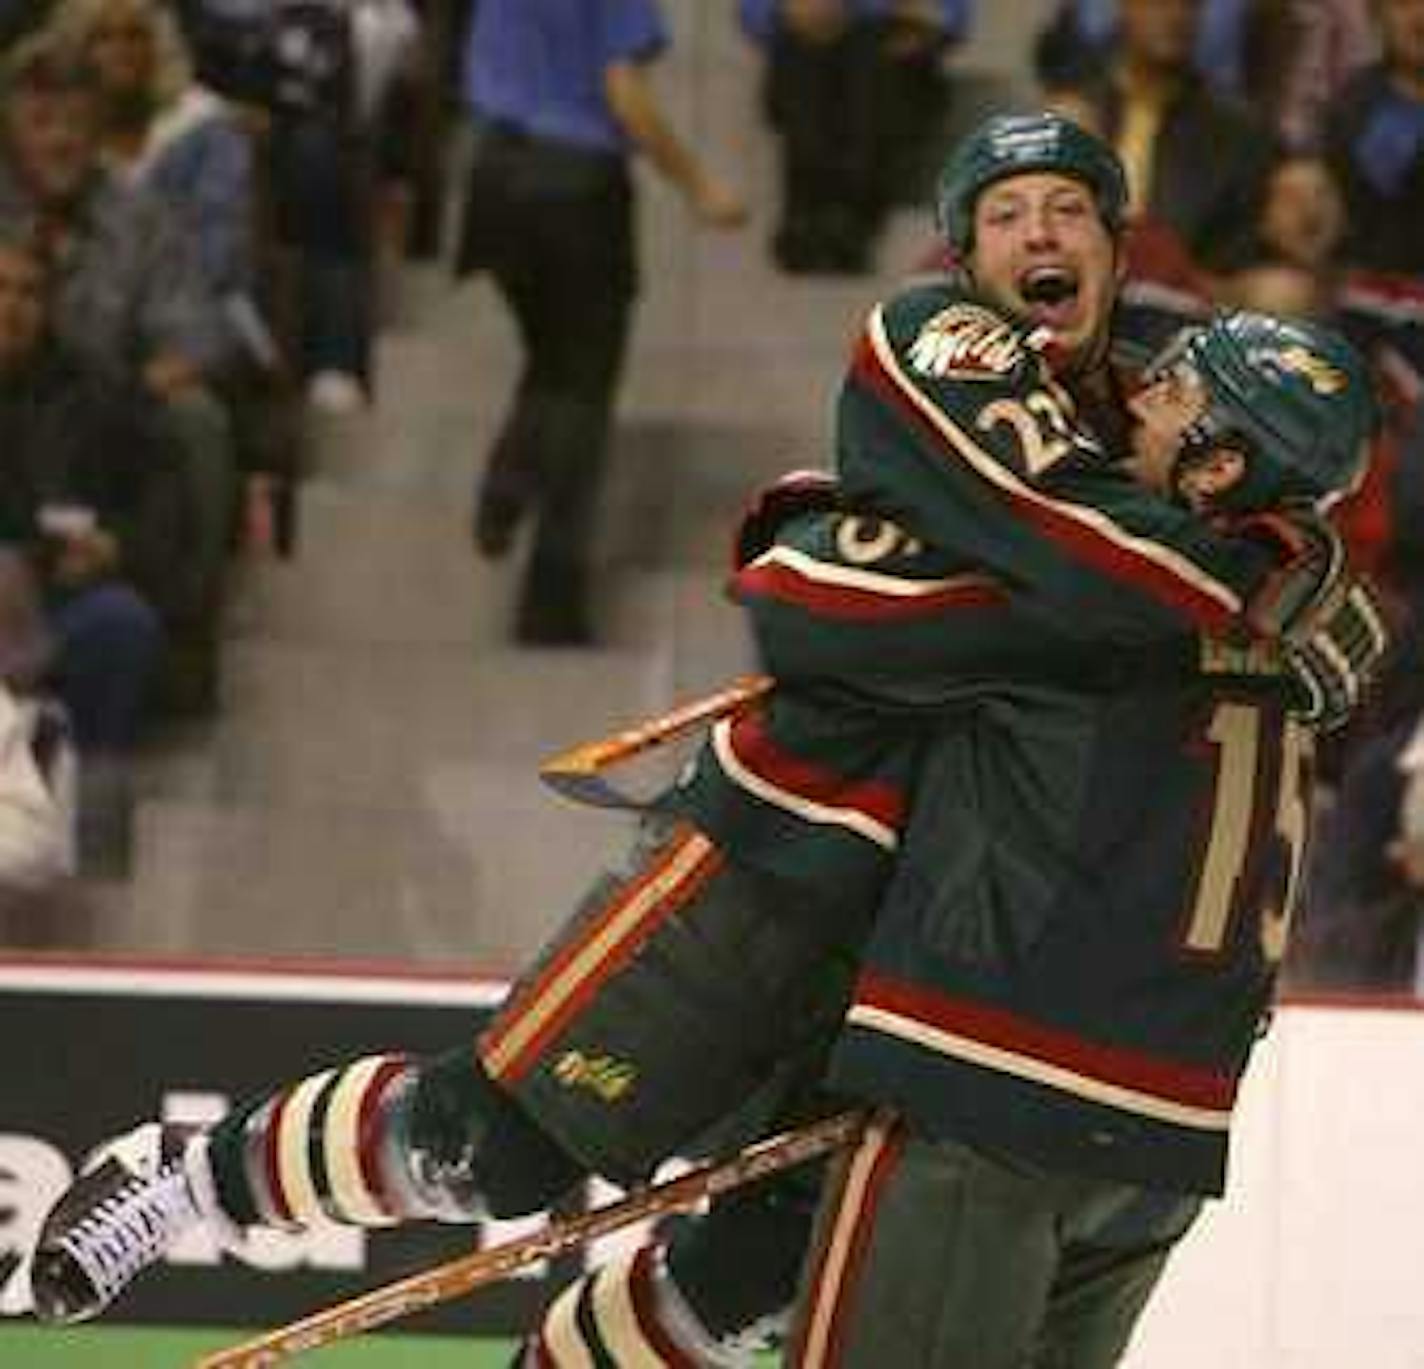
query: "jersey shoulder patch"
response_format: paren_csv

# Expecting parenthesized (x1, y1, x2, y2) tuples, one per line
(904, 302, 1034, 382)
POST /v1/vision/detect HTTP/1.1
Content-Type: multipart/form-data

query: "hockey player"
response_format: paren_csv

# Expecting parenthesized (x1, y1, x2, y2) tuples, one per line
(503, 308, 1385, 1368)
(499, 112, 1394, 1364)
(22, 116, 1383, 1353)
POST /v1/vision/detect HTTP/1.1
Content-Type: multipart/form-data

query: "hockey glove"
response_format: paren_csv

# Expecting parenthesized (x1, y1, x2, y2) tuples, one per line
(1281, 574, 1390, 733)
(732, 469, 842, 570)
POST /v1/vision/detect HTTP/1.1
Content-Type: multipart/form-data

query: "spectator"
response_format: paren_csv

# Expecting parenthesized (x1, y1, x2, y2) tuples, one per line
(456, 0, 746, 646)
(0, 226, 181, 872)
(1218, 153, 1349, 318)
(353, 0, 424, 312)
(0, 33, 235, 711)
(51, 0, 263, 359)
(1289, 710, 1423, 992)
(53, 0, 301, 547)
(0, 227, 174, 749)
(739, 0, 972, 274)
(1035, 0, 1276, 93)
(0, 547, 81, 945)
(268, 0, 422, 411)
(1042, 0, 1279, 270)
(173, 0, 422, 412)
(1217, 153, 1424, 585)
(1322, 0, 1424, 277)
(1247, 151, 1348, 274)
(1035, 0, 1376, 147)
(1272, 0, 1377, 148)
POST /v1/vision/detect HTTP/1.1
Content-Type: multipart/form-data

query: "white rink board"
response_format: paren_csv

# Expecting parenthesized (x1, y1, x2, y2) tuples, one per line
(1123, 1004, 1424, 1369)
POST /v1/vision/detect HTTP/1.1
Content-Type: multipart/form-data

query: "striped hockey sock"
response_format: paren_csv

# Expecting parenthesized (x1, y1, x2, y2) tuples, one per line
(515, 1242, 754, 1369)
(204, 1054, 464, 1230)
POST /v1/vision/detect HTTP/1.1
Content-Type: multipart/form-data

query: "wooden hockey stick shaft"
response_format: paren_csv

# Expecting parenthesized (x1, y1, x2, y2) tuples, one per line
(539, 673, 773, 808)
(193, 1109, 862, 1368)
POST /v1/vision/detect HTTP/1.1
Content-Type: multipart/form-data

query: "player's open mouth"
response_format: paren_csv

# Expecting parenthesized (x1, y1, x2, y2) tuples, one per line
(1017, 266, 1081, 331)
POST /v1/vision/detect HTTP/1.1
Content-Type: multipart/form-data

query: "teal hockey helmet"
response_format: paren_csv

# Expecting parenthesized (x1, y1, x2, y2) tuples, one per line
(1157, 311, 1377, 505)
(935, 111, 1129, 255)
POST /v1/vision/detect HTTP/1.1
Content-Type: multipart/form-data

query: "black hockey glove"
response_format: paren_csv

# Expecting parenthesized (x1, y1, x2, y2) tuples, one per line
(1281, 573, 1390, 733)
(732, 469, 841, 570)
(1231, 508, 1389, 731)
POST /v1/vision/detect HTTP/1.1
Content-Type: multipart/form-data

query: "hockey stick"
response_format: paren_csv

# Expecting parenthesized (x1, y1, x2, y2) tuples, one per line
(539, 673, 773, 809)
(193, 1109, 862, 1368)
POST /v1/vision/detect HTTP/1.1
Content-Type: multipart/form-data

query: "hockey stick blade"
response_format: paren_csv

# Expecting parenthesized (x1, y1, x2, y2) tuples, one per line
(539, 674, 773, 809)
(193, 1109, 863, 1368)
(539, 765, 654, 810)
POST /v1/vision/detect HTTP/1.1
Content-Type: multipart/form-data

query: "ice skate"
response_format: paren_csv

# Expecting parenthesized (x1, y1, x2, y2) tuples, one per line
(29, 1123, 204, 1324)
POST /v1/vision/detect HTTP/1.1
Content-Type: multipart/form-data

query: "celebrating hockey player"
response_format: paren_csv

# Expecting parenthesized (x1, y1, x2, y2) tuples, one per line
(23, 115, 1386, 1369)
(506, 114, 1393, 1367)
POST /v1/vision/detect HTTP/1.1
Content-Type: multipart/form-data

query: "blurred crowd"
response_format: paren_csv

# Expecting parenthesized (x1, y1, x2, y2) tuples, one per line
(0, 0, 426, 939)
(0, 0, 1418, 992)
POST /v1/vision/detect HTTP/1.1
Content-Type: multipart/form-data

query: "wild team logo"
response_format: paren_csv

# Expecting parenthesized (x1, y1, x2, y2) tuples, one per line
(907, 304, 1025, 380)
(551, 1049, 638, 1103)
(1199, 637, 1282, 678)
(1275, 346, 1348, 394)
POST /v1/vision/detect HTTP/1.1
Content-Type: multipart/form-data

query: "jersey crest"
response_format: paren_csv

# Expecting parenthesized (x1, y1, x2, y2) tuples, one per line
(906, 303, 1028, 381)
(1275, 345, 1348, 395)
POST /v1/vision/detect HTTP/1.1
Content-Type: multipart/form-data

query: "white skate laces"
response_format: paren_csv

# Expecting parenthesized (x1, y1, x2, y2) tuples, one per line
(31, 1123, 202, 1324)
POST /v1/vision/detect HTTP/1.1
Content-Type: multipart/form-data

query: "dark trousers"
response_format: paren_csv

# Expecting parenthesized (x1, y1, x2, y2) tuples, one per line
(765, 18, 949, 272)
(457, 124, 636, 641)
(267, 116, 375, 381)
(50, 582, 163, 751)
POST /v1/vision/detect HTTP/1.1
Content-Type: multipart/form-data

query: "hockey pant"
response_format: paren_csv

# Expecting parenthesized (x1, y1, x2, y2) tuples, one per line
(202, 814, 868, 1231)
(786, 1113, 1203, 1369)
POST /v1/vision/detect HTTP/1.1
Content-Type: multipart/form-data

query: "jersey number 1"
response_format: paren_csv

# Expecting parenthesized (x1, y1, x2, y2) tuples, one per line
(1182, 700, 1311, 964)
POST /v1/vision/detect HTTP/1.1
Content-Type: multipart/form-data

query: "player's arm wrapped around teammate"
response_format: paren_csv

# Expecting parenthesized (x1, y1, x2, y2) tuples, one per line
(837, 285, 1306, 644)
(732, 472, 1390, 732)
(731, 481, 1188, 711)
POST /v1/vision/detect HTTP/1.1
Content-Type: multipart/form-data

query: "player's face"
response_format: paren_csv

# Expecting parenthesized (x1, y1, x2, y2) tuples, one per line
(1123, 365, 1210, 495)
(969, 172, 1119, 365)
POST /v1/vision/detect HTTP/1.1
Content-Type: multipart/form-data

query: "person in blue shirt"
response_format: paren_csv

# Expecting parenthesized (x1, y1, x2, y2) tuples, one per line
(739, 0, 973, 274)
(1035, 0, 1258, 96)
(455, 0, 745, 646)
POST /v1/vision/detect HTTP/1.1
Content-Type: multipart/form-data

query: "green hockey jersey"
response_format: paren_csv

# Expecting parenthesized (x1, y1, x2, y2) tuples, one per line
(671, 280, 1298, 913)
